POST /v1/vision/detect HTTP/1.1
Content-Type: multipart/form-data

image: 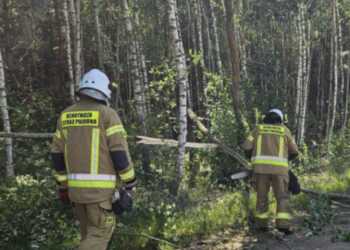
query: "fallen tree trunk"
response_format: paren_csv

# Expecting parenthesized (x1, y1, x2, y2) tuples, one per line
(0, 132, 219, 150)
(0, 132, 54, 139)
(187, 108, 250, 168)
(137, 136, 218, 149)
(301, 188, 350, 201)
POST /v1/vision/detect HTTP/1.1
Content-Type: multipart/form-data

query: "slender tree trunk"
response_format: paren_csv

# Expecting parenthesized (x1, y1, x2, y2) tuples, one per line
(344, 55, 350, 130)
(295, 9, 302, 128)
(168, 0, 188, 194)
(121, 0, 150, 173)
(69, 0, 82, 85)
(62, 0, 75, 102)
(92, 0, 104, 69)
(122, 0, 146, 123)
(0, 49, 14, 177)
(206, 0, 223, 76)
(327, 0, 339, 146)
(224, 0, 248, 138)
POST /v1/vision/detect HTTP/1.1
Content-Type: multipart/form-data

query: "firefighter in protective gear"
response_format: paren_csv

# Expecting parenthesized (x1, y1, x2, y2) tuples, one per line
(51, 69, 136, 250)
(241, 109, 298, 234)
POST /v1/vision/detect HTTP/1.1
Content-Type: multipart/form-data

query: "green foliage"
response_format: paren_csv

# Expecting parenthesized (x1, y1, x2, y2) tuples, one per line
(0, 175, 78, 250)
(304, 195, 333, 234)
(163, 192, 247, 246)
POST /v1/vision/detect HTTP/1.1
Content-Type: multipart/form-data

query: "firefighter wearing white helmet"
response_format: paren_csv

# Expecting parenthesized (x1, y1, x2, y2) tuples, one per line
(241, 108, 299, 234)
(51, 69, 136, 250)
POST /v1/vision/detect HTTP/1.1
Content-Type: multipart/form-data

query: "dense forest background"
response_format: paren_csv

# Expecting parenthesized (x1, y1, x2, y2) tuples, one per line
(1, 0, 350, 249)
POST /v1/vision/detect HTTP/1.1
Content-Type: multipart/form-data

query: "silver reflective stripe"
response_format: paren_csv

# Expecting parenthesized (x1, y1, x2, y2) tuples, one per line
(68, 173, 116, 181)
(251, 156, 288, 163)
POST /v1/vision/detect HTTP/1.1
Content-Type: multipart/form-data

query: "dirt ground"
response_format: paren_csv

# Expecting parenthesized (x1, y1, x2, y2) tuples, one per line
(183, 213, 350, 250)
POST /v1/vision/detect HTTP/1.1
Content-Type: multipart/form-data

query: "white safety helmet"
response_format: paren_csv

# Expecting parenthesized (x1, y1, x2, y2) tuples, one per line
(268, 108, 283, 121)
(78, 69, 111, 101)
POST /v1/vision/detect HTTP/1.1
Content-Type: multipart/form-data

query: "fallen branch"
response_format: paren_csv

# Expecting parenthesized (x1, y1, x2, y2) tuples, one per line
(187, 108, 250, 168)
(137, 136, 218, 149)
(301, 188, 350, 201)
(0, 132, 54, 139)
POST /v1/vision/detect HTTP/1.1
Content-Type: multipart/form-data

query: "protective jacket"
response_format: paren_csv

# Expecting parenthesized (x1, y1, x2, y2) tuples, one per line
(51, 97, 136, 203)
(242, 124, 298, 175)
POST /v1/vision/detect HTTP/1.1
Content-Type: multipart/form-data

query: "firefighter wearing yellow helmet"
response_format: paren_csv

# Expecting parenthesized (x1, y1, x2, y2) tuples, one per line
(51, 69, 136, 249)
(242, 109, 298, 234)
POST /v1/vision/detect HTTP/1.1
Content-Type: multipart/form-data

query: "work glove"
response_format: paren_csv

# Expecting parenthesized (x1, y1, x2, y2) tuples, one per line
(288, 170, 301, 195)
(58, 187, 70, 204)
(112, 188, 133, 215)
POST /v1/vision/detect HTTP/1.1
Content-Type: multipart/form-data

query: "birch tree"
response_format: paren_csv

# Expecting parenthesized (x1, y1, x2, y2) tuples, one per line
(122, 0, 150, 172)
(327, 0, 339, 146)
(167, 0, 188, 192)
(62, 0, 75, 102)
(69, 0, 82, 86)
(0, 49, 14, 177)
(296, 3, 311, 145)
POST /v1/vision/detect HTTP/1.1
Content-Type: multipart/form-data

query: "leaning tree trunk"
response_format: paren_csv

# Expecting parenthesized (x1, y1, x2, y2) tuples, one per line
(0, 49, 14, 177)
(62, 0, 75, 102)
(167, 0, 188, 194)
(223, 0, 248, 139)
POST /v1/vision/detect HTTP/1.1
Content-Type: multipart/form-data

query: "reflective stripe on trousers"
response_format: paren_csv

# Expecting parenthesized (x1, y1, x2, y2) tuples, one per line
(251, 156, 288, 167)
(276, 212, 292, 220)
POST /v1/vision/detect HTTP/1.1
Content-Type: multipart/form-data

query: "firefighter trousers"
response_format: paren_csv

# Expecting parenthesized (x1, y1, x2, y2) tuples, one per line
(254, 173, 292, 229)
(74, 200, 116, 250)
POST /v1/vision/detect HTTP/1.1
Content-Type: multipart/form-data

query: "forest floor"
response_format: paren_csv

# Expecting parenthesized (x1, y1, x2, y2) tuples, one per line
(183, 205, 350, 250)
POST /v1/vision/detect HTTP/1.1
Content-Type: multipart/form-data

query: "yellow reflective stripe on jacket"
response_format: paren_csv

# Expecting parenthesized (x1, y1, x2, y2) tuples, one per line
(258, 125, 285, 136)
(276, 212, 292, 220)
(106, 124, 127, 137)
(54, 130, 61, 139)
(279, 136, 284, 158)
(255, 212, 269, 219)
(67, 173, 116, 189)
(251, 156, 288, 167)
(119, 167, 135, 182)
(64, 144, 70, 173)
(90, 128, 100, 174)
(54, 174, 67, 182)
(256, 135, 262, 156)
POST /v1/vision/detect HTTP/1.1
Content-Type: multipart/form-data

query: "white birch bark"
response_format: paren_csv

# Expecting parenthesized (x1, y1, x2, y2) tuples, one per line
(344, 55, 350, 130)
(69, 0, 82, 86)
(295, 10, 302, 128)
(327, 0, 339, 145)
(168, 0, 188, 188)
(62, 0, 75, 102)
(0, 50, 14, 177)
(121, 0, 147, 130)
